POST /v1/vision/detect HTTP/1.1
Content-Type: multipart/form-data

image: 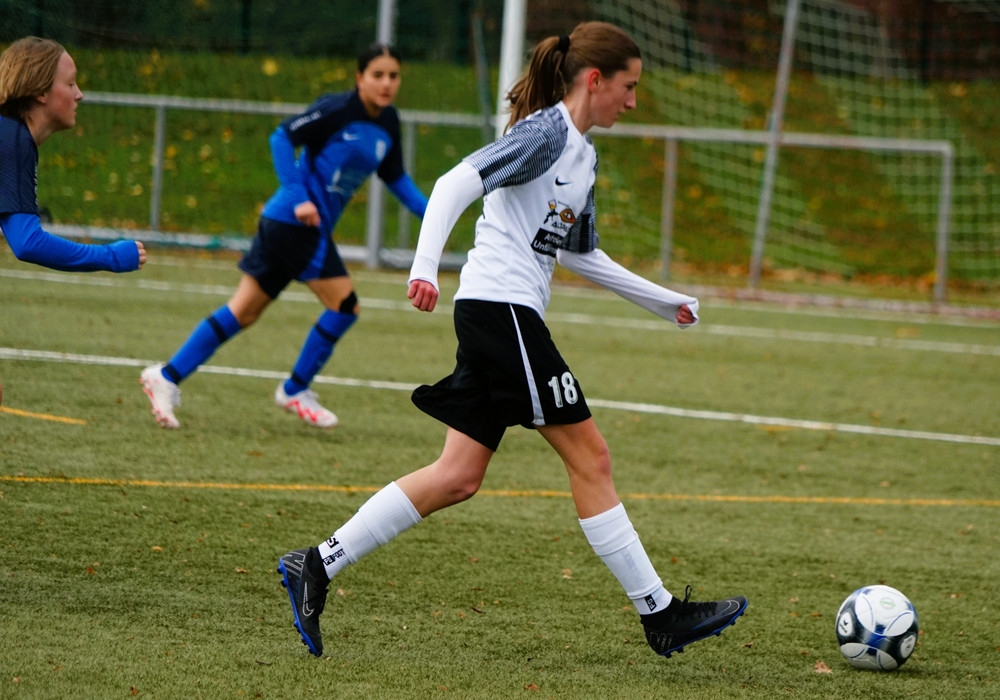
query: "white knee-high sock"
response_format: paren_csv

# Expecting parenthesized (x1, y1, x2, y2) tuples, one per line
(579, 503, 673, 615)
(316, 481, 422, 581)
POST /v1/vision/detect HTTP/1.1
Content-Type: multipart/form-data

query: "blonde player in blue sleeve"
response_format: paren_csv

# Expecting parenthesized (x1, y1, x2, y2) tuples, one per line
(140, 44, 427, 429)
(0, 37, 146, 273)
(277, 22, 747, 659)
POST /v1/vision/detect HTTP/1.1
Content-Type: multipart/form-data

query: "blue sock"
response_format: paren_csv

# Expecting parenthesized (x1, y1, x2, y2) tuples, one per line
(283, 309, 357, 395)
(162, 306, 242, 384)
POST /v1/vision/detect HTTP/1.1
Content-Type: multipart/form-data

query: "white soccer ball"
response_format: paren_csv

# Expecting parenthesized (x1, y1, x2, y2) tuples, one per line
(835, 585, 919, 671)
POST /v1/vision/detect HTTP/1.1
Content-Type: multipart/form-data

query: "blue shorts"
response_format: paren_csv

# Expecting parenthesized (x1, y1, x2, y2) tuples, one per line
(238, 217, 348, 299)
(411, 299, 592, 451)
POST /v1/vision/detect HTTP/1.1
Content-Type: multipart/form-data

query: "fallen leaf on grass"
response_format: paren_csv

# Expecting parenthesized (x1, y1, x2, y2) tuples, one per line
(813, 661, 833, 674)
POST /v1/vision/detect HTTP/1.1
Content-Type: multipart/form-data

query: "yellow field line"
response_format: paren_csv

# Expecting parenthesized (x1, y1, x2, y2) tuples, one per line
(0, 474, 378, 493)
(0, 406, 87, 424)
(2, 474, 997, 508)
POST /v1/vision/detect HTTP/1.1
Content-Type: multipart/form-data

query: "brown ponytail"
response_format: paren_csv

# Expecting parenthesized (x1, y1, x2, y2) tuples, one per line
(504, 21, 640, 131)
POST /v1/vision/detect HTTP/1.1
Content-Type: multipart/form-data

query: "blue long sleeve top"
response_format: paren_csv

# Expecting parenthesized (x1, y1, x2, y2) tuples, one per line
(262, 89, 427, 235)
(0, 116, 141, 272)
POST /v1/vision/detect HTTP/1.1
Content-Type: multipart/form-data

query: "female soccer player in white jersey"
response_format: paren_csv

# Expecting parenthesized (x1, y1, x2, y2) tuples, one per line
(0, 37, 146, 273)
(278, 22, 747, 658)
(140, 44, 427, 429)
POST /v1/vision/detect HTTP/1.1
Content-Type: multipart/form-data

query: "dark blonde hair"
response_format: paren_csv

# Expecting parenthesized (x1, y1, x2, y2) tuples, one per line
(0, 36, 66, 119)
(505, 21, 640, 130)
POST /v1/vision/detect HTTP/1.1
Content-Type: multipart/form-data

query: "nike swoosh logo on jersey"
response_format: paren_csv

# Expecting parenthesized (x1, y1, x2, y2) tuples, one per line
(555, 177, 571, 186)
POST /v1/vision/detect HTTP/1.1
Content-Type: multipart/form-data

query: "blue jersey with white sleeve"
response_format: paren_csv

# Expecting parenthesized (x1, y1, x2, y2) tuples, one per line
(261, 89, 426, 235)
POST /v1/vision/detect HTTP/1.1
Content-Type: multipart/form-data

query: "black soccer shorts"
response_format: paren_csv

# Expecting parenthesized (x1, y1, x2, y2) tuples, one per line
(238, 216, 349, 299)
(412, 299, 592, 451)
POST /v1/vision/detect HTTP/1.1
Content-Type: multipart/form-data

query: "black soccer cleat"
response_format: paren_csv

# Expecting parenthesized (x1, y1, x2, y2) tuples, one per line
(642, 585, 748, 658)
(277, 548, 330, 656)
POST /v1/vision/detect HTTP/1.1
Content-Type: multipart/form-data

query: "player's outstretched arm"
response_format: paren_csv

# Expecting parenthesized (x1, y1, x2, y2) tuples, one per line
(557, 247, 699, 327)
(2, 212, 145, 272)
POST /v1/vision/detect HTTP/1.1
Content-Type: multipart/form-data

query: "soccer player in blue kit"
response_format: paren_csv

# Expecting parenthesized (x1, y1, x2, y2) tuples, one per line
(0, 37, 146, 273)
(141, 44, 427, 429)
(277, 22, 747, 659)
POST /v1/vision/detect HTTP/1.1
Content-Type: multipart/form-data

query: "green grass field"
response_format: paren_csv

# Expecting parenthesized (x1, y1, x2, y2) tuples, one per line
(1, 248, 999, 698)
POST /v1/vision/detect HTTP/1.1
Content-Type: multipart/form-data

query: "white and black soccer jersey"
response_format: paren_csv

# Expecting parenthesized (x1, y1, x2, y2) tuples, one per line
(410, 101, 699, 324)
(458, 101, 597, 315)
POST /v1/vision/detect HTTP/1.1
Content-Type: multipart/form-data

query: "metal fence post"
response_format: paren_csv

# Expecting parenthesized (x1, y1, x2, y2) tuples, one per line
(660, 138, 678, 282)
(150, 105, 166, 231)
(934, 143, 954, 303)
(363, 0, 396, 269)
(749, 0, 800, 289)
(397, 120, 417, 248)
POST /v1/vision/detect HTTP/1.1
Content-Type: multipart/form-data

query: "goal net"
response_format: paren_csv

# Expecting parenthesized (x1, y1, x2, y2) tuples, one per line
(537, 0, 999, 290)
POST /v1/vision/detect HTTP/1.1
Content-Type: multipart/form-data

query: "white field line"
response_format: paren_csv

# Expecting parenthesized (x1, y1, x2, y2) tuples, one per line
(2, 346, 998, 447)
(3, 267, 999, 356)
(586, 397, 1000, 447)
(80, 257, 1000, 326)
(546, 313, 1000, 356)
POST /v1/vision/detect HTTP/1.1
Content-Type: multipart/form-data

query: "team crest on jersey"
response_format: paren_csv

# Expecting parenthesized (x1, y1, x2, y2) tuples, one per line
(543, 199, 576, 228)
(532, 199, 576, 257)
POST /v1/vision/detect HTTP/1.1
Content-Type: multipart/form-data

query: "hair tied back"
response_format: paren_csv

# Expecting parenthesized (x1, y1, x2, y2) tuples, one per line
(557, 35, 571, 53)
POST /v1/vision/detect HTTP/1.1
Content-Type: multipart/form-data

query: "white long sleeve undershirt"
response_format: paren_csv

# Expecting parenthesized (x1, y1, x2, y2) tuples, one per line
(556, 248, 699, 327)
(408, 161, 484, 291)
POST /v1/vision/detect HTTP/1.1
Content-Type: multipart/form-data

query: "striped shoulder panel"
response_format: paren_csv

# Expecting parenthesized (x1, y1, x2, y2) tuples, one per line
(464, 106, 568, 193)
